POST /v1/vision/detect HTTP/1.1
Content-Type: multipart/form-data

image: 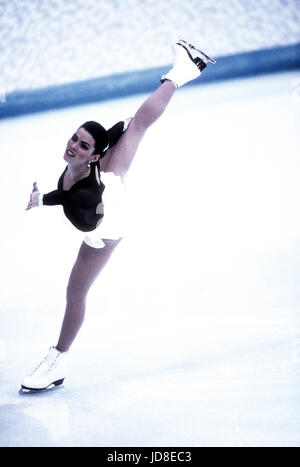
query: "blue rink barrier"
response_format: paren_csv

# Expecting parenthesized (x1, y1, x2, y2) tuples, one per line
(1, 43, 300, 119)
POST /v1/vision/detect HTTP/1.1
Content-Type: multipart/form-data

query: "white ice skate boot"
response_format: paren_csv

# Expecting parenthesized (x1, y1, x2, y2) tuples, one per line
(161, 39, 216, 88)
(21, 346, 67, 391)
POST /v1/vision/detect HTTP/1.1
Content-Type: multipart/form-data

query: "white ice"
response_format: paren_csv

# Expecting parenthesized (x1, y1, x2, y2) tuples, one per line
(0, 71, 300, 447)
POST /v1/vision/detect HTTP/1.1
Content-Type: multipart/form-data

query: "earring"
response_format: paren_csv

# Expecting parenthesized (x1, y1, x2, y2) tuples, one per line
(88, 161, 91, 168)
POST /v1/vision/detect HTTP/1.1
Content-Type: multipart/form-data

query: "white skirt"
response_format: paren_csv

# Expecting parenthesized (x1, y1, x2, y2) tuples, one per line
(84, 171, 127, 248)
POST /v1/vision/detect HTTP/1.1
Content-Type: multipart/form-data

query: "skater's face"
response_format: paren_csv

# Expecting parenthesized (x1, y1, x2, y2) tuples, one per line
(64, 127, 99, 166)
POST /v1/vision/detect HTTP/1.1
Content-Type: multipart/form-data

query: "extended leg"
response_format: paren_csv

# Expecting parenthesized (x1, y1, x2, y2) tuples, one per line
(133, 80, 177, 130)
(103, 80, 176, 177)
(56, 239, 121, 352)
(104, 40, 215, 178)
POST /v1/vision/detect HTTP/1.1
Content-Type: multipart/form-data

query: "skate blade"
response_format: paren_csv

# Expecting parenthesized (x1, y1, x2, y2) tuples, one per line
(177, 39, 216, 63)
(20, 378, 65, 392)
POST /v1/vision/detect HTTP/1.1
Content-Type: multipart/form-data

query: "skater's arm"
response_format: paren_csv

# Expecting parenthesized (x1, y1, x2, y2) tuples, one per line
(26, 182, 84, 210)
(100, 118, 144, 177)
(42, 189, 75, 206)
(100, 118, 132, 173)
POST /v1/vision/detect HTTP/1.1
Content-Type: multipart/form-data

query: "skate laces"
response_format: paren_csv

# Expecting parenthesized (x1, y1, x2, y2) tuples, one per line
(30, 347, 60, 376)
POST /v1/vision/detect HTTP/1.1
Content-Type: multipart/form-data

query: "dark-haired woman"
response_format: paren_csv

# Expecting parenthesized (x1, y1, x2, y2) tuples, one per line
(21, 40, 215, 391)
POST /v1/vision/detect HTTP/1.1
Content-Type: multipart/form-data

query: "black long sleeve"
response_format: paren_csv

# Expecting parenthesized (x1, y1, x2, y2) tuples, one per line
(107, 121, 125, 149)
(42, 165, 105, 232)
(43, 189, 80, 206)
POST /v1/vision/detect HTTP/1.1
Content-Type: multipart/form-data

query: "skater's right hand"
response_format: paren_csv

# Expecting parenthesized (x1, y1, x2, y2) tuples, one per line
(26, 182, 40, 210)
(123, 117, 133, 132)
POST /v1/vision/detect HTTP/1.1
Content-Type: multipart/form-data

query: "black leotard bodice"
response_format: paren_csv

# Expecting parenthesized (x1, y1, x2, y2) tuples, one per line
(42, 163, 105, 232)
(41, 120, 126, 232)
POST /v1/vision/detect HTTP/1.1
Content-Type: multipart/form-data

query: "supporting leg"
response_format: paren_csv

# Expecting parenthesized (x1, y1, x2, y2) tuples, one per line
(56, 239, 121, 352)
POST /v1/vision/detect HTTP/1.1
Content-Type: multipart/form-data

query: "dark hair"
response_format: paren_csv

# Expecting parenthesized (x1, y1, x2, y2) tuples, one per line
(80, 120, 125, 160)
(80, 121, 109, 158)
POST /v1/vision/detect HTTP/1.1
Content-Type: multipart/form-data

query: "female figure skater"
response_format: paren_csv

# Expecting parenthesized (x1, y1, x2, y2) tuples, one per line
(21, 40, 215, 390)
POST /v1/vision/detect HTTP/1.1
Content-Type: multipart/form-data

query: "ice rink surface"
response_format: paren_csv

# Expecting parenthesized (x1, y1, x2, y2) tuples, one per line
(0, 71, 300, 447)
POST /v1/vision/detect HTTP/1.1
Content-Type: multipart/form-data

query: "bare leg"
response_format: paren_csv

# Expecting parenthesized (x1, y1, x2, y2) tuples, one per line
(56, 239, 121, 352)
(102, 81, 177, 177)
(133, 80, 177, 129)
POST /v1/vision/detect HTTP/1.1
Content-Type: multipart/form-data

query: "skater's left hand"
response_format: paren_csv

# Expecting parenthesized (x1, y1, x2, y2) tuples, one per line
(26, 182, 40, 210)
